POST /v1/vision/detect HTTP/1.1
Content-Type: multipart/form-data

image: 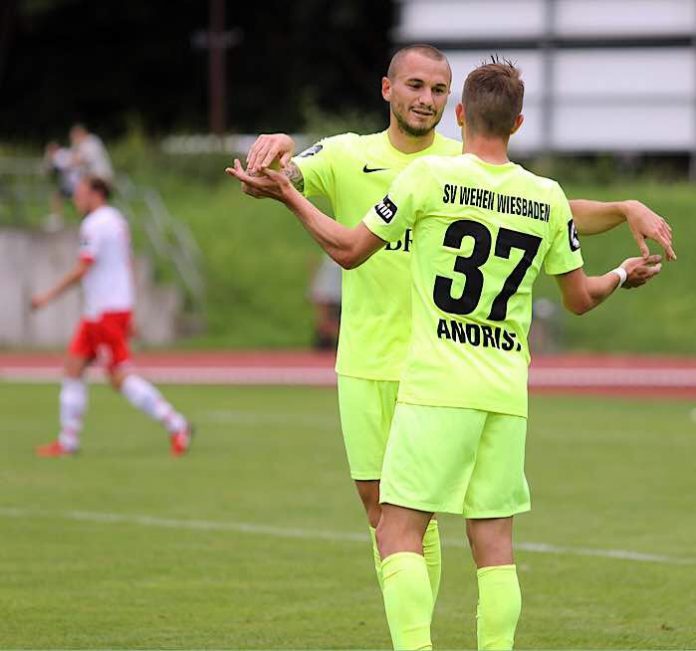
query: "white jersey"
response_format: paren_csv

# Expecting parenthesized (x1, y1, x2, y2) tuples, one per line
(74, 134, 114, 182)
(78, 205, 134, 319)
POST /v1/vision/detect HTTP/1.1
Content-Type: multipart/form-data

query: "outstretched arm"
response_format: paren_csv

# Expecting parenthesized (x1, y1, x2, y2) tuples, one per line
(555, 254, 662, 315)
(569, 199, 676, 261)
(227, 160, 384, 269)
(31, 259, 91, 310)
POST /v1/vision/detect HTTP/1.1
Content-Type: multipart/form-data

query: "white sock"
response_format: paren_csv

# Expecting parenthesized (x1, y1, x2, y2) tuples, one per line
(59, 378, 87, 451)
(120, 374, 186, 434)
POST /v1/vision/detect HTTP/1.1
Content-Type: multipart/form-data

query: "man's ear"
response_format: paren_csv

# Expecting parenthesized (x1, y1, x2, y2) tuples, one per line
(455, 102, 464, 127)
(510, 113, 524, 135)
(381, 76, 392, 102)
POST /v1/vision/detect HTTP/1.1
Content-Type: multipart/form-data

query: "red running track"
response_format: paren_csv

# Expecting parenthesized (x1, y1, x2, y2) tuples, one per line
(1, 350, 695, 399)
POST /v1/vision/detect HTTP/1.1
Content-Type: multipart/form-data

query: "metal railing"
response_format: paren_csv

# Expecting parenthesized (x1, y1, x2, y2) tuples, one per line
(0, 156, 205, 320)
(114, 174, 205, 316)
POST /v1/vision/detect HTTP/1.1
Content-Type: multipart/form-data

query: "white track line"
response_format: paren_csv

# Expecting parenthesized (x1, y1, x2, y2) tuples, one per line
(0, 507, 692, 566)
(2, 365, 696, 388)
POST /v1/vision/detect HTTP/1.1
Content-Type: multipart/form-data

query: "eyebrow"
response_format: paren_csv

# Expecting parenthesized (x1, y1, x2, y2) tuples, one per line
(405, 77, 448, 87)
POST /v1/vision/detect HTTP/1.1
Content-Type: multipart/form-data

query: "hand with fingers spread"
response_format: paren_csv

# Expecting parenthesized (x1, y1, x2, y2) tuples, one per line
(225, 159, 297, 203)
(623, 200, 676, 262)
(246, 133, 295, 175)
(620, 254, 663, 288)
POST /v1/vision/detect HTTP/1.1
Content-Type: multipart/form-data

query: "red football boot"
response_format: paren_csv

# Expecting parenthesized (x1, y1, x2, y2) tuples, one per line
(36, 440, 78, 457)
(170, 424, 194, 457)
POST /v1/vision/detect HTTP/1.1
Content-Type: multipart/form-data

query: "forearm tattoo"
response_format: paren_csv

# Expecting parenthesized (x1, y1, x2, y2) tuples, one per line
(284, 162, 305, 193)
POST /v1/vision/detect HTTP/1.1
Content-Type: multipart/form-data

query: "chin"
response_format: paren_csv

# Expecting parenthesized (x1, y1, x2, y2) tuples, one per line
(405, 122, 434, 137)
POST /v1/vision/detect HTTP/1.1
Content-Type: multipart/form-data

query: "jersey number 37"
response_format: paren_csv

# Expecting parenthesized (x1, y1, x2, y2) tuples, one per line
(433, 219, 542, 321)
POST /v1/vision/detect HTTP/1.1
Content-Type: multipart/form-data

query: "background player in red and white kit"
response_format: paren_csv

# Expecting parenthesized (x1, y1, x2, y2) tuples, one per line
(31, 176, 193, 457)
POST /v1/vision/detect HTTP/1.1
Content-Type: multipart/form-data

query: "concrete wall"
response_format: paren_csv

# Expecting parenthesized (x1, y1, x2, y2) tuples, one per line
(0, 227, 181, 347)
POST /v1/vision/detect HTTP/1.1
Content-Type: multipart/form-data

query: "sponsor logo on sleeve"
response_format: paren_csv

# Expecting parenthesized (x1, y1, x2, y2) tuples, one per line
(374, 195, 398, 223)
(567, 219, 581, 251)
(298, 143, 323, 158)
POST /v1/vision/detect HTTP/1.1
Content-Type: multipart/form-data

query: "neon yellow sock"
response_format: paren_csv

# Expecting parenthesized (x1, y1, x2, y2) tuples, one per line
(381, 552, 433, 650)
(476, 564, 521, 650)
(369, 526, 384, 592)
(422, 519, 441, 604)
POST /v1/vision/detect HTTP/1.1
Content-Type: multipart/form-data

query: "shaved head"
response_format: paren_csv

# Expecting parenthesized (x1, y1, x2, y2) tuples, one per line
(387, 44, 451, 82)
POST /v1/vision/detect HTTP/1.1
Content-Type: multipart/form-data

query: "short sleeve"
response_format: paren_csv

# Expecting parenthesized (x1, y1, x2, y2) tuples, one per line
(543, 183, 584, 275)
(79, 220, 100, 263)
(292, 134, 352, 199)
(362, 159, 429, 243)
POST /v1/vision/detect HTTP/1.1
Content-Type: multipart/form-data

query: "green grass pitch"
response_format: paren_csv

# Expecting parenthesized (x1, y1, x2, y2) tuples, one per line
(1, 383, 695, 649)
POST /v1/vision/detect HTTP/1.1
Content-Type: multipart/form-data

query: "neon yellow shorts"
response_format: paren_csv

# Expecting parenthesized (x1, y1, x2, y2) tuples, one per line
(337, 374, 399, 481)
(380, 403, 531, 517)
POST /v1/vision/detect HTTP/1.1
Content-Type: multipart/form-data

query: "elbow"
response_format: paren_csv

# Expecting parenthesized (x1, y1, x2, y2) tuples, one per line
(337, 256, 358, 270)
(564, 296, 592, 316)
(334, 249, 361, 270)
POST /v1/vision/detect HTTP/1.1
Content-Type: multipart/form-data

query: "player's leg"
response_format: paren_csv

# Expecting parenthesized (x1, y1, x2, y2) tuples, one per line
(111, 367, 192, 455)
(354, 479, 384, 590)
(376, 503, 434, 651)
(338, 376, 442, 599)
(337, 375, 394, 588)
(466, 518, 519, 651)
(103, 312, 193, 455)
(464, 413, 530, 650)
(36, 321, 93, 457)
(378, 403, 489, 649)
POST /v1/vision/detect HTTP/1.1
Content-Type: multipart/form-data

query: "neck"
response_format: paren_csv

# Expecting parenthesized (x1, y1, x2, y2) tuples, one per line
(463, 131, 510, 164)
(387, 120, 436, 154)
(88, 199, 107, 214)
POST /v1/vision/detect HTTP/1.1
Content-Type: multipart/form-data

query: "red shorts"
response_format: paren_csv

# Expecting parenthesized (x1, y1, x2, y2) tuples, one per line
(69, 311, 133, 372)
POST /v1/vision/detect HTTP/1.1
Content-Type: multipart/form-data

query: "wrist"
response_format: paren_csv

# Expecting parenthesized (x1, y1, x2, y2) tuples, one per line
(618, 199, 640, 220)
(610, 266, 627, 288)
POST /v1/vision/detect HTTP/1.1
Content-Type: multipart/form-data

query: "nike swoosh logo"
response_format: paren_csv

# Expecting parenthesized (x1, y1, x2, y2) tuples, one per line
(363, 165, 388, 173)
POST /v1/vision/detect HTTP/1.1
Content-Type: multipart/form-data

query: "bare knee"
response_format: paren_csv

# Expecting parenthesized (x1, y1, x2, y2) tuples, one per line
(355, 480, 381, 528)
(375, 515, 409, 559)
(376, 504, 431, 560)
(63, 355, 88, 380)
(109, 367, 129, 391)
(467, 517, 514, 568)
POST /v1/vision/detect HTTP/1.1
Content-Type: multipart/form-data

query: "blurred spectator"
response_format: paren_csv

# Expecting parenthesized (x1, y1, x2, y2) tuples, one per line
(69, 123, 114, 183)
(529, 298, 561, 353)
(42, 125, 114, 229)
(43, 141, 80, 228)
(309, 255, 341, 350)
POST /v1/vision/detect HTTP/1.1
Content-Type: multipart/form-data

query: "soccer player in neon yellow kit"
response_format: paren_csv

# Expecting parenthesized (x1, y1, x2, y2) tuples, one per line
(239, 43, 674, 618)
(230, 58, 663, 649)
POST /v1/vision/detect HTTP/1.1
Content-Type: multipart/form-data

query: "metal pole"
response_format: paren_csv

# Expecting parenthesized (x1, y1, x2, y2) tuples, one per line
(541, 0, 556, 156)
(690, 0, 696, 180)
(209, 0, 226, 135)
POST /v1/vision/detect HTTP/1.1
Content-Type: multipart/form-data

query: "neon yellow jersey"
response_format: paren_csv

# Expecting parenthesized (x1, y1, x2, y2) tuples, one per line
(363, 153, 583, 417)
(293, 130, 461, 381)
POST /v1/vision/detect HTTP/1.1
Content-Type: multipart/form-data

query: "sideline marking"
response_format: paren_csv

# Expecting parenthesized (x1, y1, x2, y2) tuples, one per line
(2, 365, 696, 392)
(1, 507, 693, 566)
